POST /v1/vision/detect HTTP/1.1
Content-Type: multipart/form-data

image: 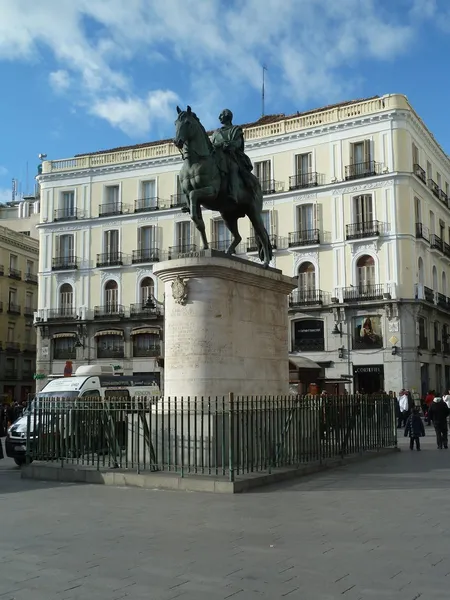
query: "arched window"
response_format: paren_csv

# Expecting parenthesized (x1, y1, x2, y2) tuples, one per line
(418, 257, 424, 285)
(105, 280, 118, 312)
(59, 283, 73, 316)
(140, 277, 155, 306)
(298, 262, 316, 291)
(442, 272, 447, 296)
(432, 266, 438, 291)
(356, 255, 375, 288)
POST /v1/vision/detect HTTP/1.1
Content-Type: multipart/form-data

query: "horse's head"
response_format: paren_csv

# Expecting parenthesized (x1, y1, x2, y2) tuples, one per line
(174, 105, 195, 149)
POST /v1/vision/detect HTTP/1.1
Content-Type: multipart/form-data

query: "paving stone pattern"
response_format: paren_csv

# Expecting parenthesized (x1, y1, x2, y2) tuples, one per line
(1, 432, 450, 599)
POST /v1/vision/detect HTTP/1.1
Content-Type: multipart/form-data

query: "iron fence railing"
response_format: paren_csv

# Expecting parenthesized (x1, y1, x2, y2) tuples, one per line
(23, 395, 397, 480)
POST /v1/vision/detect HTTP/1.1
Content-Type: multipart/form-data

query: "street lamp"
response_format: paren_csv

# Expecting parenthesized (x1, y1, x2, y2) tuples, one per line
(331, 321, 353, 393)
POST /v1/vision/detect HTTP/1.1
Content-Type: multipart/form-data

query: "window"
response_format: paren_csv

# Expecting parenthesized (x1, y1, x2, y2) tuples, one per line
(351, 140, 371, 165)
(427, 161, 432, 180)
(133, 333, 160, 357)
(106, 185, 120, 208)
(105, 280, 119, 311)
(444, 325, 450, 352)
(418, 317, 427, 349)
(104, 230, 119, 259)
(59, 283, 74, 315)
(26, 260, 34, 276)
(25, 292, 33, 311)
(437, 173, 442, 189)
(298, 262, 316, 291)
(96, 334, 124, 359)
(292, 319, 325, 352)
(356, 255, 376, 288)
(414, 197, 421, 223)
(254, 160, 272, 193)
(412, 143, 419, 166)
(61, 191, 75, 216)
(212, 219, 231, 251)
(23, 359, 33, 376)
(354, 195, 373, 224)
(53, 337, 76, 360)
(8, 288, 17, 307)
(429, 211, 435, 234)
(6, 357, 16, 377)
(432, 266, 438, 291)
(175, 221, 192, 251)
(446, 182, 449, 198)
(418, 257, 424, 285)
(140, 277, 155, 305)
(434, 321, 441, 351)
(9, 254, 17, 269)
(24, 325, 32, 343)
(7, 323, 14, 342)
(443, 272, 447, 296)
(139, 226, 156, 250)
(293, 152, 313, 187)
(58, 234, 74, 259)
(142, 180, 156, 202)
(297, 204, 316, 232)
(440, 221, 445, 240)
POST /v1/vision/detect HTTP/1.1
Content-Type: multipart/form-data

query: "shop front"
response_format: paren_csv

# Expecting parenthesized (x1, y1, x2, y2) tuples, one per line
(353, 365, 384, 394)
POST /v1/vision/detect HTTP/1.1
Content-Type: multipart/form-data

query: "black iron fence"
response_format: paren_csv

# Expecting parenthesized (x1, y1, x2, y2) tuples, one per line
(24, 395, 396, 480)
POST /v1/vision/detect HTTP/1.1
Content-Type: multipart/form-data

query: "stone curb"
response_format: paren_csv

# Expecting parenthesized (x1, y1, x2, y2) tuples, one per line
(21, 447, 399, 494)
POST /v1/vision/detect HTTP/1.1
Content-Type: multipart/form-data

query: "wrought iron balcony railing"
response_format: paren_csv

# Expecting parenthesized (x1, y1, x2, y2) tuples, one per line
(418, 336, 428, 350)
(130, 302, 162, 318)
(424, 286, 434, 303)
(246, 234, 278, 253)
(415, 222, 429, 241)
(54, 208, 82, 222)
(8, 267, 21, 280)
(53, 349, 77, 360)
(413, 163, 426, 183)
(134, 197, 160, 213)
(168, 244, 197, 258)
(97, 348, 125, 359)
(52, 256, 80, 271)
(440, 189, 449, 206)
(23, 343, 37, 353)
(4, 371, 18, 380)
(99, 202, 123, 217)
(7, 303, 21, 315)
(346, 220, 381, 240)
(94, 305, 125, 318)
(210, 239, 231, 252)
(24, 272, 38, 284)
(47, 308, 77, 320)
(428, 179, 440, 199)
(24, 306, 35, 317)
(133, 346, 161, 358)
(96, 252, 124, 267)
(5, 341, 20, 352)
(289, 172, 321, 190)
(289, 289, 324, 307)
(259, 179, 284, 195)
(170, 194, 187, 208)
(288, 229, 320, 247)
(131, 248, 161, 264)
(342, 284, 384, 302)
(430, 234, 443, 253)
(344, 160, 381, 181)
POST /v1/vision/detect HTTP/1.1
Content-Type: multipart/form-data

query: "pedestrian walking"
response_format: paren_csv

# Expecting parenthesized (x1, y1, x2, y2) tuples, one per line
(404, 407, 425, 450)
(428, 397, 450, 449)
(398, 389, 410, 428)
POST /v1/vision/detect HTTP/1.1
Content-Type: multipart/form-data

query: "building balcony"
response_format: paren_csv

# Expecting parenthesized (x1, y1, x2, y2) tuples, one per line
(415, 222, 429, 242)
(424, 286, 434, 303)
(440, 189, 449, 207)
(99, 202, 123, 217)
(94, 305, 125, 319)
(5, 341, 20, 352)
(346, 220, 381, 240)
(24, 272, 38, 285)
(170, 194, 187, 209)
(342, 284, 384, 302)
(418, 336, 428, 350)
(53, 349, 77, 360)
(246, 234, 278, 253)
(130, 302, 162, 319)
(23, 343, 37, 353)
(96, 252, 124, 267)
(259, 179, 284, 195)
(444, 242, 450, 261)
(53, 208, 82, 222)
(168, 244, 196, 258)
(52, 256, 80, 271)
(24, 306, 35, 317)
(292, 339, 325, 352)
(289, 289, 324, 307)
(344, 160, 381, 181)
(433, 340, 442, 354)
(133, 346, 161, 358)
(97, 348, 125, 359)
(8, 267, 21, 280)
(430, 234, 443, 254)
(7, 303, 21, 315)
(47, 308, 77, 321)
(289, 172, 321, 190)
(428, 179, 440, 199)
(4, 371, 18, 380)
(288, 229, 320, 248)
(413, 163, 426, 184)
(210, 239, 230, 252)
(444, 343, 450, 355)
(134, 197, 160, 213)
(131, 248, 162, 264)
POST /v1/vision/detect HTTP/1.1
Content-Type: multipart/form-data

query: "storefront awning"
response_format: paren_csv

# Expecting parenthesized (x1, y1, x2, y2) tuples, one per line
(53, 332, 77, 339)
(130, 327, 160, 336)
(94, 329, 124, 337)
(289, 355, 321, 370)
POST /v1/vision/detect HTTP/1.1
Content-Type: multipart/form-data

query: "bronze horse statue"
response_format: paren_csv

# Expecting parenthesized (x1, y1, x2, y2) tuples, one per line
(174, 106, 272, 267)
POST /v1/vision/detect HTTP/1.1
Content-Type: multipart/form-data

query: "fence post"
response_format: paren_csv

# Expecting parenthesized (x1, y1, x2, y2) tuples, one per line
(392, 396, 398, 449)
(25, 408, 32, 466)
(228, 392, 235, 483)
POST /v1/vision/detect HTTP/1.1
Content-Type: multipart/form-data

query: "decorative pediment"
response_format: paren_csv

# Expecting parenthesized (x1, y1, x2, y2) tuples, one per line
(332, 179, 394, 196)
(350, 240, 379, 255)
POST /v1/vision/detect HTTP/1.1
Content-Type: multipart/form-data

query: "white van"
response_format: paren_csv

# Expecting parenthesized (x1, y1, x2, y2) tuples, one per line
(5, 365, 160, 465)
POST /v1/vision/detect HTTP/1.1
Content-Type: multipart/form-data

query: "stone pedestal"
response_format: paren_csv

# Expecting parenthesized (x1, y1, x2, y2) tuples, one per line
(153, 250, 296, 398)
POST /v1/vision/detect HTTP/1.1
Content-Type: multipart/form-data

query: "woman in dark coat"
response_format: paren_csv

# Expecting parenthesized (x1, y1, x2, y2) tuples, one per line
(404, 408, 425, 450)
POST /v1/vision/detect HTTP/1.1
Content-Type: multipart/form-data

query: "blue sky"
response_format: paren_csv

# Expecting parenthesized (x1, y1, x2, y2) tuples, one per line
(0, 0, 449, 202)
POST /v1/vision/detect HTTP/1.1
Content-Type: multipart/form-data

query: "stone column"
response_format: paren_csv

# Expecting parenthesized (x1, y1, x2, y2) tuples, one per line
(153, 250, 296, 398)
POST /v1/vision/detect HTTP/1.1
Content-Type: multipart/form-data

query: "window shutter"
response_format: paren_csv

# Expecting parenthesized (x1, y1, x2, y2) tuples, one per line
(137, 227, 142, 250)
(307, 153, 312, 172)
(68, 234, 74, 257)
(350, 143, 354, 165)
(363, 139, 371, 163)
(313, 204, 318, 231)
(54, 235, 60, 258)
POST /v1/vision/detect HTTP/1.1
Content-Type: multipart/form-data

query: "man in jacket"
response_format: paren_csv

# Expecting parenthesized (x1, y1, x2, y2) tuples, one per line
(428, 397, 450, 449)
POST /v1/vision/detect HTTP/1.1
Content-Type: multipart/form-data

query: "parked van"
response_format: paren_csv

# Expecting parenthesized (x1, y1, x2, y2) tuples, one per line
(5, 365, 160, 465)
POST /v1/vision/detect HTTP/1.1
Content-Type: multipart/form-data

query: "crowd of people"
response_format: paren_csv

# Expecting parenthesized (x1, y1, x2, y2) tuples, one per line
(0, 400, 27, 437)
(398, 388, 450, 450)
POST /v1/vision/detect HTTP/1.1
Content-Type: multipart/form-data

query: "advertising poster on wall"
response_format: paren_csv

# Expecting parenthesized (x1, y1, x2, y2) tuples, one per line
(353, 316, 383, 349)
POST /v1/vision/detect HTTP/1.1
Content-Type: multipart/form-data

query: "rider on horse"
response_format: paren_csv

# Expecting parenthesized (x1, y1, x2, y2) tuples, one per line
(210, 109, 254, 205)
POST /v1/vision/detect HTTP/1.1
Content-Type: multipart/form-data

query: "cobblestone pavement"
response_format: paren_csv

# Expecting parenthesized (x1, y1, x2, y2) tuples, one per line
(1, 432, 450, 599)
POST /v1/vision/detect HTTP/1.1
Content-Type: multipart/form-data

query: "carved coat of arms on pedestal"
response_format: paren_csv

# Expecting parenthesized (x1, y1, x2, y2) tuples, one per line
(171, 276, 188, 305)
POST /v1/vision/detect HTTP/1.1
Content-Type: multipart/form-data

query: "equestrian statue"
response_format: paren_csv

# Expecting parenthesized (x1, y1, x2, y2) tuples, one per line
(174, 106, 272, 267)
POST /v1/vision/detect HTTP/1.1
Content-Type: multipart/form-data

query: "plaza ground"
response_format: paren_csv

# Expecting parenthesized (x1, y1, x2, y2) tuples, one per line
(1, 433, 449, 600)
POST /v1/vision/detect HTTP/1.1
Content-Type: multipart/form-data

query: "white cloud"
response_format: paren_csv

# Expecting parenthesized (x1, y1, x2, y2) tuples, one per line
(0, 0, 425, 137)
(49, 69, 71, 93)
(0, 166, 7, 177)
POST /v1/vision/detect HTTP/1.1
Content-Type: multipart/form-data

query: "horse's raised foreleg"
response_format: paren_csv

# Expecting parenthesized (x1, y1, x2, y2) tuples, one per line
(246, 205, 273, 268)
(221, 212, 241, 255)
(189, 187, 215, 250)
